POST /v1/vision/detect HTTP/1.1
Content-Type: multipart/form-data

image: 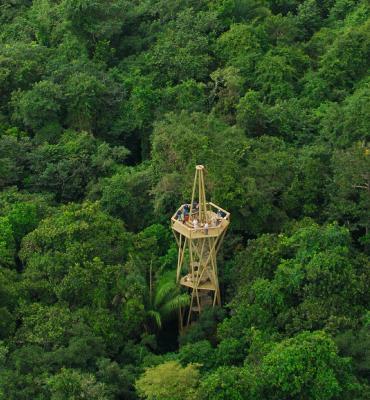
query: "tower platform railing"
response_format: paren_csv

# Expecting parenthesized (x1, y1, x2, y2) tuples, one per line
(171, 202, 229, 239)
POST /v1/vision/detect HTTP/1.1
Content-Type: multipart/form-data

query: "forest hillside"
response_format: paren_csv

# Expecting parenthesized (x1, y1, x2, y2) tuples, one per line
(0, 0, 369, 399)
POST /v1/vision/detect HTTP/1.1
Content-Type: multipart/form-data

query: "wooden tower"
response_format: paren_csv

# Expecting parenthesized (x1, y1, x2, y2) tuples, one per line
(171, 165, 230, 329)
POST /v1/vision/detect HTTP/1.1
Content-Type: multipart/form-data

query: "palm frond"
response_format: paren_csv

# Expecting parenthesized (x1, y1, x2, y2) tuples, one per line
(153, 270, 178, 307)
(159, 293, 190, 319)
(146, 310, 162, 329)
(154, 280, 176, 307)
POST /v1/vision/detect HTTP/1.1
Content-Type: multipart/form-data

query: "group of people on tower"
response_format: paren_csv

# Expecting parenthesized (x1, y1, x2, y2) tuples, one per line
(175, 201, 226, 234)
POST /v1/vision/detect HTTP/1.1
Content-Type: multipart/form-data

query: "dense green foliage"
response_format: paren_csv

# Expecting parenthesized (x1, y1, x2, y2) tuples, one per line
(0, 0, 369, 398)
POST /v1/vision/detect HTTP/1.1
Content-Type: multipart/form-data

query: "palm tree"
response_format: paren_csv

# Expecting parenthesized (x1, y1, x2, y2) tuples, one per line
(112, 257, 189, 333)
(145, 268, 189, 331)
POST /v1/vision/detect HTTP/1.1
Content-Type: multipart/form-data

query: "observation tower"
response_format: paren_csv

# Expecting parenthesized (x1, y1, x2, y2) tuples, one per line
(171, 165, 230, 329)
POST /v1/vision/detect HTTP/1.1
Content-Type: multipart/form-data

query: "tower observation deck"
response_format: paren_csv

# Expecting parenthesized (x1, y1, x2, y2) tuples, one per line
(171, 165, 230, 329)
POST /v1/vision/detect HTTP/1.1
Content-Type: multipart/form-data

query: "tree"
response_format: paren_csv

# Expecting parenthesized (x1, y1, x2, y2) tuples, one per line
(210, 0, 270, 26)
(307, 18, 370, 102)
(0, 216, 16, 268)
(255, 46, 308, 103)
(0, 267, 18, 339)
(64, 71, 120, 134)
(263, 98, 316, 143)
(135, 360, 200, 400)
(262, 13, 298, 46)
(198, 365, 256, 400)
(0, 133, 33, 190)
(0, 42, 49, 103)
(27, 131, 128, 202)
(219, 222, 370, 340)
(329, 142, 370, 246)
(260, 331, 361, 400)
(210, 66, 245, 123)
(47, 368, 109, 400)
(96, 358, 137, 400)
(61, 0, 129, 42)
(0, 188, 51, 246)
(94, 165, 154, 231)
(179, 306, 226, 346)
(319, 81, 370, 146)
(239, 135, 296, 234)
(144, 8, 218, 85)
(335, 315, 370, 381)
(296, 0, 322, 40)
(112, 71, 157, 158)
(236, 90, 267, 136)
(11, 80, 63, 141)
(216, 22, 264, 83)
(282, 145, 331, 220)
(144, 270, 189, 332)
(179, 340, 216, 371)
(19, 202, 132, 305)
(160, 79, 207, 114)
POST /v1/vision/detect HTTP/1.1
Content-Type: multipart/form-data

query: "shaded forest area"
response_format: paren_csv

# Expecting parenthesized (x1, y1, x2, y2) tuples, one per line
(0, 0, 369, 399)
